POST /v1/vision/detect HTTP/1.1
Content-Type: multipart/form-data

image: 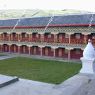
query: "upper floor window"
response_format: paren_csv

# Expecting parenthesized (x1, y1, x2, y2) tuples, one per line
(22, 33, 27, 38)
(65, 34, 69, 38)
(92, 33, 95, 39)
(59, 34, 63, 39)
(36, 34, 39, 38)
(12, 33, 16, 37)
(75, 33, 80, 39)
(3, 33, 7, 37)
(48, 34, 51, 38)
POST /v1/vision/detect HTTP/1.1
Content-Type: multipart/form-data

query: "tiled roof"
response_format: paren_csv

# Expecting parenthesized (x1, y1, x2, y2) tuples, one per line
(0, 14, 95, 27)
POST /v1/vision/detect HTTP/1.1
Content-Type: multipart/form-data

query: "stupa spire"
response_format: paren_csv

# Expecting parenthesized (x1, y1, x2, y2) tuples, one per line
(83, 39, 95, 59)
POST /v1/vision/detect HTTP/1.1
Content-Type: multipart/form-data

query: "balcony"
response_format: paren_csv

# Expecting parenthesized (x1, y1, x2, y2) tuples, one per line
(70, 39, 84, 44)
(55, 38, 69, 43)
(20, 38, 29, 42)
(44, 38, 54, 43)
(31, 38, 41, 42)
(10, 37, 18, 41)
(1, 37, 9, 41)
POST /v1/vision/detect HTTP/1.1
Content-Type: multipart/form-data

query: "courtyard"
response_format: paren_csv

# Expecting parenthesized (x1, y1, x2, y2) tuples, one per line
(0, 57, 81, 84)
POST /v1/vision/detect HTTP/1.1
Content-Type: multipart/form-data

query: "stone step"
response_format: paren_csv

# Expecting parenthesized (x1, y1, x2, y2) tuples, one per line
(0, 75, 19, 88)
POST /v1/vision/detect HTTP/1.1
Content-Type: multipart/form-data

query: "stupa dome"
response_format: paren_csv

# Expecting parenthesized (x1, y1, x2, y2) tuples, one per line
(83, 39, 95, 59)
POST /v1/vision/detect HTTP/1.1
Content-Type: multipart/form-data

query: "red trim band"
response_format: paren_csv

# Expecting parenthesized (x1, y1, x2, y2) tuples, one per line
(0, 24, 94, 29)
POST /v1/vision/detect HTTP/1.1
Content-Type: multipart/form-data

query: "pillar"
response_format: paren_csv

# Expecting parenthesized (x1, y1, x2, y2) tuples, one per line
(84, 35, 88, 44)
(54, 34, 58, 43)
(10, 33, 12, 41)
(54, 49, 56, 57)
(8, 33, 11, 41)
(66, 47, 73, 61)
(40, 46, 44, 56)
(40, 47, 43, 56)
(40, 33, 44, 42)
(17, 33, 21, 42)
(2, 33, 4, 40)
(18, 45, 21, 54)
(68, 34, 71, 44)
(68, 50, 71, 61)
(28, 46, 31, 55)
(52, 46, 57, 57)
(0, 45, 3, 52)
(9, 45, 11, 53)
(29, 34, 31, 42)
(51, 32, 58, 43)
(66, 33, 72, 44)
(14, 45, 16, 53)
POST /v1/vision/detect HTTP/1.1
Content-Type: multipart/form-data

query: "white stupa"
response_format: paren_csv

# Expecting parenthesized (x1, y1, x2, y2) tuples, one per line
(80, 39, 95, 74)
(83, 39, 95, 59)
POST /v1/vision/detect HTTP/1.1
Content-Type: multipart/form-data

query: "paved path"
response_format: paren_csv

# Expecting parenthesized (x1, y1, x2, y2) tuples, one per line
(0, 55, 16, 60)
(73, 75, 95, 95)
(0, 75, 55, 95)
(0, 74, 94, 95)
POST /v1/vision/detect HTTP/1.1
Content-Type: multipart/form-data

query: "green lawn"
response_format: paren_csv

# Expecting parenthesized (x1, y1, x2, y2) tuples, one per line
(0, 57, 81, 84)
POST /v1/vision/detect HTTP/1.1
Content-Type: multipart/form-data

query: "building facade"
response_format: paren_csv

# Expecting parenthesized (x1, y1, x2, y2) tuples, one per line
(0, 14, 95, 60)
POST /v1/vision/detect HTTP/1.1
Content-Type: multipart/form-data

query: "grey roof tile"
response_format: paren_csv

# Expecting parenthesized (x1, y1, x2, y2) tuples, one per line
(0, 14, 95, 27)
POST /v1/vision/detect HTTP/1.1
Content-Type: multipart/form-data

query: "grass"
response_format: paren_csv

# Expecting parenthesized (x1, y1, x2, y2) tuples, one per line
(0, 57, 81, 84)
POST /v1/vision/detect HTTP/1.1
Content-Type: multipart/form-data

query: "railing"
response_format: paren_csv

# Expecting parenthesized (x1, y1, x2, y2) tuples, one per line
(20, 38, 29, 42)
(0, 40, 85, 49)
(44, 38, 54, 43)
(10, 37, 18, 41)
(0, 37, 9, 41)
(0, 36, 86, 45)
(43, 38, 69, 43)
(70, 39, 84, 44)
(0, 37, 86, 48)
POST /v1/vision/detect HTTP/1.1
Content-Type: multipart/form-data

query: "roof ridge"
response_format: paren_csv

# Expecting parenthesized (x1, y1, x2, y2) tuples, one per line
(1, 13, 95, 20)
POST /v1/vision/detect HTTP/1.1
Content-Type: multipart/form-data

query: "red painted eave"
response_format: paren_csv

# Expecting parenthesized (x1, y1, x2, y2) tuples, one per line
(0, 24, 95, 29)
(0, 26, 33, 29)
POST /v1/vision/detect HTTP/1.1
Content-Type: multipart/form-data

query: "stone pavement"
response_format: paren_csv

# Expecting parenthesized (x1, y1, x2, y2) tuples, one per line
(73, 75, 95, 95)
(0, 55, 16, 60)
(0, 74, 94, 95)
(7, 53, 81, 63)
(0, 75, 55, 95)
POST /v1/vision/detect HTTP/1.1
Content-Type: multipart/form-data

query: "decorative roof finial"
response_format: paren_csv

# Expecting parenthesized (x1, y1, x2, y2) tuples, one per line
(88, 39, 91, 42)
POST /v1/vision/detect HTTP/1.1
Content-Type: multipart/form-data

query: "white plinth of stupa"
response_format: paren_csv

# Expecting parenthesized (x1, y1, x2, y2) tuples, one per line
(80, 39, 95, 74)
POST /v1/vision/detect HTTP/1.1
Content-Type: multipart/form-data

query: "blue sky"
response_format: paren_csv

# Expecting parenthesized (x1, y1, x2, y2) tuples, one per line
(0, 0, 95, 12)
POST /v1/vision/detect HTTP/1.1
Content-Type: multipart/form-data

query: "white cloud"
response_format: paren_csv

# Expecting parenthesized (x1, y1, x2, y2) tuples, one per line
(0, 0, 95, 12)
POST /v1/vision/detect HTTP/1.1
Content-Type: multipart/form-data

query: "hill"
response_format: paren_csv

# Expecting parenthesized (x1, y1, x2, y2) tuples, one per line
(0, 9, 91, 19)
